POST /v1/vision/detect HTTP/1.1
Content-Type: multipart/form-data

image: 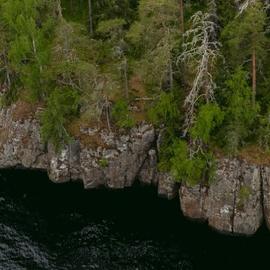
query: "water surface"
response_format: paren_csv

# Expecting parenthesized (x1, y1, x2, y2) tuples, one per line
(0, 170, 269, 270)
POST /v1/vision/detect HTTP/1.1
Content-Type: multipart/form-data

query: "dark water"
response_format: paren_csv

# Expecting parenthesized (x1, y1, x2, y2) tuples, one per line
(0, 170, 269, 270)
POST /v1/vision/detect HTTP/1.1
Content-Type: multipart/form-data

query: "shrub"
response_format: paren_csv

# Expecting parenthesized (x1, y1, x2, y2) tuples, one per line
(257, 109, 270, 151)
(162, 139, 216, 187)
(238, 185, 251, 209)
(99, 158, 109, 168)
(190, 103, 224, 144)
(221, 68, 259, 154)
(148, 91, 179, 127)
(41, 87, 79, 150)
(111, 99, 135, 129)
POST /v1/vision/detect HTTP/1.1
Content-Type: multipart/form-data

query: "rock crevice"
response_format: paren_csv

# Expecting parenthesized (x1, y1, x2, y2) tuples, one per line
(180, 159, 265, 235)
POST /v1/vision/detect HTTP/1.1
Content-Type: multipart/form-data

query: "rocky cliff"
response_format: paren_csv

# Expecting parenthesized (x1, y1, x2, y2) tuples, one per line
(1, 103, 270, 236)
(0, 103, 177, 198)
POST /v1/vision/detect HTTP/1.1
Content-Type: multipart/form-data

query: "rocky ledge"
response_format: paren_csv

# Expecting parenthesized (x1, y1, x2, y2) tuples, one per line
(0, 103, 177, 199)
(1, 103, 270, 236)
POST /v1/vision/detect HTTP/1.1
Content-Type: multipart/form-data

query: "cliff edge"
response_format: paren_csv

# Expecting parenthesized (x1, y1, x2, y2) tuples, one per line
(1, 103, 270, 236)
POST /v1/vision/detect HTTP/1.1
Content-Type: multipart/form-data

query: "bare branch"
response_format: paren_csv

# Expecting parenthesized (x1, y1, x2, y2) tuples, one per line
(235, 0, 256, 16)
(178, 0, 221, 136)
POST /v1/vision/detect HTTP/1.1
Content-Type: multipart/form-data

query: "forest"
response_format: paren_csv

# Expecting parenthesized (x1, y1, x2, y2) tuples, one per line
(0, 0, 270, 186)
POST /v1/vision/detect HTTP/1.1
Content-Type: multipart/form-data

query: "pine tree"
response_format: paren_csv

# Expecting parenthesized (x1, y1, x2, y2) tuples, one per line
(222, 68, 258, 153)
(222, 0, 267, 106)
(0, 0, 55, 100)
(127, 0, 180, 92)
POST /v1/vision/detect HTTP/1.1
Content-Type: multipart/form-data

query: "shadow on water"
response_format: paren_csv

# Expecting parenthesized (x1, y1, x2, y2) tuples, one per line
(0, 169, 269, 270)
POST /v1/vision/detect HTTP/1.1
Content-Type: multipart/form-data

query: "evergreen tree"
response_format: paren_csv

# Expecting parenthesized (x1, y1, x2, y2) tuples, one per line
(0, 0, 56, 101)
(221, 68, 258, 153)
(1, 0, 270, 160)
(127, 0, 180, 92)
(222, 0, 267, 105)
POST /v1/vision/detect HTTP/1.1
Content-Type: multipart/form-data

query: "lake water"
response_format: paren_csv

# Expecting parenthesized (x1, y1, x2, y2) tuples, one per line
(0, 170, 269, 270)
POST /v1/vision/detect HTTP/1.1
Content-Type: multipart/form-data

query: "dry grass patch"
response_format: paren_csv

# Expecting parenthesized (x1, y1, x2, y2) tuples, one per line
(67, 117, 111, 148)
(238, 145, 270, 166)
(0, 128, 9, 148)
(12, 100, 43, 121)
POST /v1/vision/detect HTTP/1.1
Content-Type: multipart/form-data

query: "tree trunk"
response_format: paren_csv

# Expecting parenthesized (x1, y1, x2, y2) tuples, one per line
(3, 51, 11, 90)
(88, 0, 94, 35)
(56, 0, 62, 18)
(70, 0, 73, 15)
(105, 98, 111, 132)
(179, 0, 184, 33)
(169, 58, 174, 90)
(123, 57, 129, 100)
(252, 49, 256, 107)
(179, 0, 185, 88)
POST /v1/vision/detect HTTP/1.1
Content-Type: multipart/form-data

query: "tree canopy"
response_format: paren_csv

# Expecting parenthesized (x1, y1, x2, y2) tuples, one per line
(1, 0, 270, 185)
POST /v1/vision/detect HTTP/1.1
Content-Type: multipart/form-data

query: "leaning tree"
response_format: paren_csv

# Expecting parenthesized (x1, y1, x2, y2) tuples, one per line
(179, 0, 221, 137)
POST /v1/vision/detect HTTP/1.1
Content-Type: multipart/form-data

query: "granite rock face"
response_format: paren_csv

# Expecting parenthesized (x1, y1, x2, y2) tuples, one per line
(0, 104, 177, 197)
(0, 106, 47, 170)
(261, 166, 270, 230)
(180, 158, 264, 235)
(138, 149, 178, 199)
(1, 104, 270, 235)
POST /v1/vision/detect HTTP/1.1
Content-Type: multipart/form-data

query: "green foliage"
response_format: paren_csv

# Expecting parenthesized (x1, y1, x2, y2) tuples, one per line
(191, 103, 224, 144)
(221, 68, 258, 154)
(239, 186, 251, 202)
(222, 1, 267, 70)
(97, 18, 126, 37)
(2, 0, 270, 181)
(99, 158, 109, 168)
(0, 0, 54, 101)
(216, 0, 236, 27)
(41, 88, 79, 150)
(170, 140, 203, 186)
(168, 139, 216, 187)
(127, 0, 179, 91)
(61, 0, 137, 33)
(157, 102, 219, 185)
(148, 92, 179, 127)
(238, 185, 251, 209)
(111, 99, 135, 129)
(257, 108, 270, 151)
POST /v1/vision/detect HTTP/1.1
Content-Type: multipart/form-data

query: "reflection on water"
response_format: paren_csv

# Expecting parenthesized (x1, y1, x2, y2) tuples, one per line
(0, 170, 269, 270)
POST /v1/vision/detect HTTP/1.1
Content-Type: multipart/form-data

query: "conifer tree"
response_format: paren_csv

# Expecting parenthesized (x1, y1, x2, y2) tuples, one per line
(128, 0, 179, 92)
(0, 0, 55, 100)
(88, 0, 93, 35)
(222, 0, 267, 106)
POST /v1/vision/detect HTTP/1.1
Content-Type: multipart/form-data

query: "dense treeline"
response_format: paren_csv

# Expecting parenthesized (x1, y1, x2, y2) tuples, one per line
(1, 0, 270, 185)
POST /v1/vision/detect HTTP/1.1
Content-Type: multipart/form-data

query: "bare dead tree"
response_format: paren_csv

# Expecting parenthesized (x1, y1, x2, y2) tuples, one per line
(235, 0, 270, 15)
(235, 0, 256, 16)
(114, 39, 130, 100)
(56, 0, 63, 18)
(178, 0, 221, 137)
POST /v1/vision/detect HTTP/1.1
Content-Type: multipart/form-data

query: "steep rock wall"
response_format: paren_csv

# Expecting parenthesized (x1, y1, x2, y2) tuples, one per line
(1, 104, 270, 235)
(0, 104, 177, 198)
(179, 159, 264, 235)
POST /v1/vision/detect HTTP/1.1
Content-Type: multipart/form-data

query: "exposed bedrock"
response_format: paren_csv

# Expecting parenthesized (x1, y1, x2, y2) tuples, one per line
(180, 159, 264, 235)
(0, 104, 177, 198)
(0, 104, 270, 235)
